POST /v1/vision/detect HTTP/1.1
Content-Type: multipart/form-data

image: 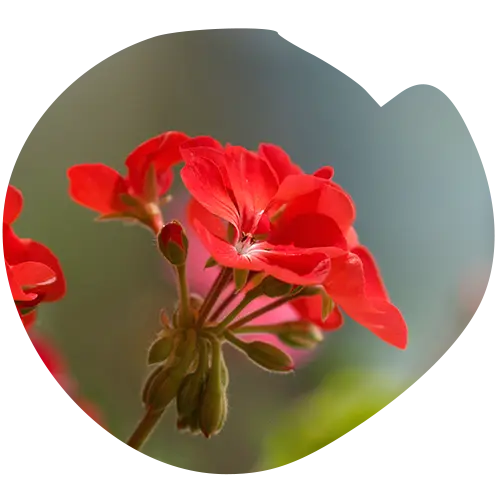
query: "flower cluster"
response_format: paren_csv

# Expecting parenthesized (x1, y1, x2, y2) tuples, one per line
(4, 184, 102, 425)
(66, 131, 407, 447)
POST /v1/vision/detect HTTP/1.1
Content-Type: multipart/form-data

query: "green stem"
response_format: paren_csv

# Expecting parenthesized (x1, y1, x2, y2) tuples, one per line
(196, 267, 232, 328)
(228, 294, 300, 331)
(176, 263, 191, 327)
(215, 289, 262, 333)
(223, 330, 248, 350)
(209, 288, 238, 322)
(127, 407, 164, 451)
(234, 324, 283, 334)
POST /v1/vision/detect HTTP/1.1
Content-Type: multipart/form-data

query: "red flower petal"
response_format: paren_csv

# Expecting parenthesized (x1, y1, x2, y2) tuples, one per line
(6, 264, 37, 301)
(68, 164, 129, 215)
(3, 225, 66, 302)
(351, 245, 390, 300)
(269, 212, 347, 253)
(323, 252, 367, 299)
(291, 294, 344, 330)
(4, 185, 23, 225)
(187, 198, 227, 241)
(324, 249, 408, 349)
(341, 299, 408, 349)
(258, 143, 303, 181)
(346, 227, 359, 249)
(192, 220, 331, 285)
(224, 145, 279, 234)
(272, 174, 356, 233)
(313, 166, 334, 180)
(180, 136, 224, 151)
(181, 155, 240, 231)
(257, 248, 332, 286)
(125, 131, 189, 198)
(11, 261, 56, 289)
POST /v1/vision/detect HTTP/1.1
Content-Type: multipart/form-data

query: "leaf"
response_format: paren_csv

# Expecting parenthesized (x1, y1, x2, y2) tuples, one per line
(233, 268, 250, 292)
(148, 336, 175, 365)
(204, 257, 218, 269)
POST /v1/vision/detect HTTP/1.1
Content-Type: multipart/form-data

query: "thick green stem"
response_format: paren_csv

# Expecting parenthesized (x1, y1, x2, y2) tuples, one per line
(176, 264, 191, 327)
(196, 267, 232, 327)
(234, 324, 283, 334)
(127, 407, 164, 451)
(223, 330, 248, 350)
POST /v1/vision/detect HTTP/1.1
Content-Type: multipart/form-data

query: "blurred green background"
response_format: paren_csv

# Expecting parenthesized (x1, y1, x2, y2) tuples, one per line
(10, 29, 493, 473)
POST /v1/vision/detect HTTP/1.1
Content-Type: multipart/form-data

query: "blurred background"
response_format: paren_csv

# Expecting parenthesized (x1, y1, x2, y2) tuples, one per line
(9, 29, 494, 473)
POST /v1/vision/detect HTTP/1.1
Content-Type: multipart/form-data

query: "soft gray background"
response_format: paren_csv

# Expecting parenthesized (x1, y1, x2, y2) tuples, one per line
(10, 29, 493, 473)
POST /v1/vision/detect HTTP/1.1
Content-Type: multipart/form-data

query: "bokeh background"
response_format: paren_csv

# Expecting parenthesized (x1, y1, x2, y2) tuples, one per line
(8, 29, 494, 473)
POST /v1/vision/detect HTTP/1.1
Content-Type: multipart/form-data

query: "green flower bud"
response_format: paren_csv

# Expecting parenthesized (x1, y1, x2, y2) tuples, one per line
(176, 372, 205, 418)
(177, 410, 202, 435)
(146, 367, 181, 411)
(199, 342, 228, 438)
(141, 365, 165, 405)
(277, 321, 324, 349)
(146, 332, 197, 411)
(157, 221, 189, 266)
(244, 341, 294, 372)
(261, 276, 293, 298)
(220, 354, 229, 390)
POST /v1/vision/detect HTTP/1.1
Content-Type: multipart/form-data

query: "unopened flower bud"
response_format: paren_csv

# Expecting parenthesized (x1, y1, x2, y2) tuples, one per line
(177, 410, 202, 435)
(146, 333, 197, 411)
(277, 321, 324, 349)
(158, 221, 189, 266)
(176, 372, 206, 418)
(199, 342, 228, 438)
(261, 276, 293, 298)
(146, 367, 181, 411)
(141, 365, 164, 405)
(220, 354, 229, 390)
(244, 341, 294, 372)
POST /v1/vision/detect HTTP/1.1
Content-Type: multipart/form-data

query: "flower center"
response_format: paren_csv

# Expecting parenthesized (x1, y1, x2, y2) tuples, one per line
(235, 234, 256, 255)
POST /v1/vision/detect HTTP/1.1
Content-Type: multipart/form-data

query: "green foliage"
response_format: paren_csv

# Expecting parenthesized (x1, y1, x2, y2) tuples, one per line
(258, 373, 496, 479)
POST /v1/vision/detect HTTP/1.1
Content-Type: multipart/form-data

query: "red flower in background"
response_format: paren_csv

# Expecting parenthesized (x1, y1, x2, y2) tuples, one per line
(3, 185, 66, 328)
(67, 131, 189, 233)
(4, 185, 103, 425)
(31, 334, 105, 427)
(181, 137, 407, 349)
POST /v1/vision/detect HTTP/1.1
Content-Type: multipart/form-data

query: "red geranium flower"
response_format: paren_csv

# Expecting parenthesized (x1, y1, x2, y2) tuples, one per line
(181, 137, 354, 285)
(67, 131, 189, 232)
(181, 137, 407, 348)
(3, 185, 66, 328)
